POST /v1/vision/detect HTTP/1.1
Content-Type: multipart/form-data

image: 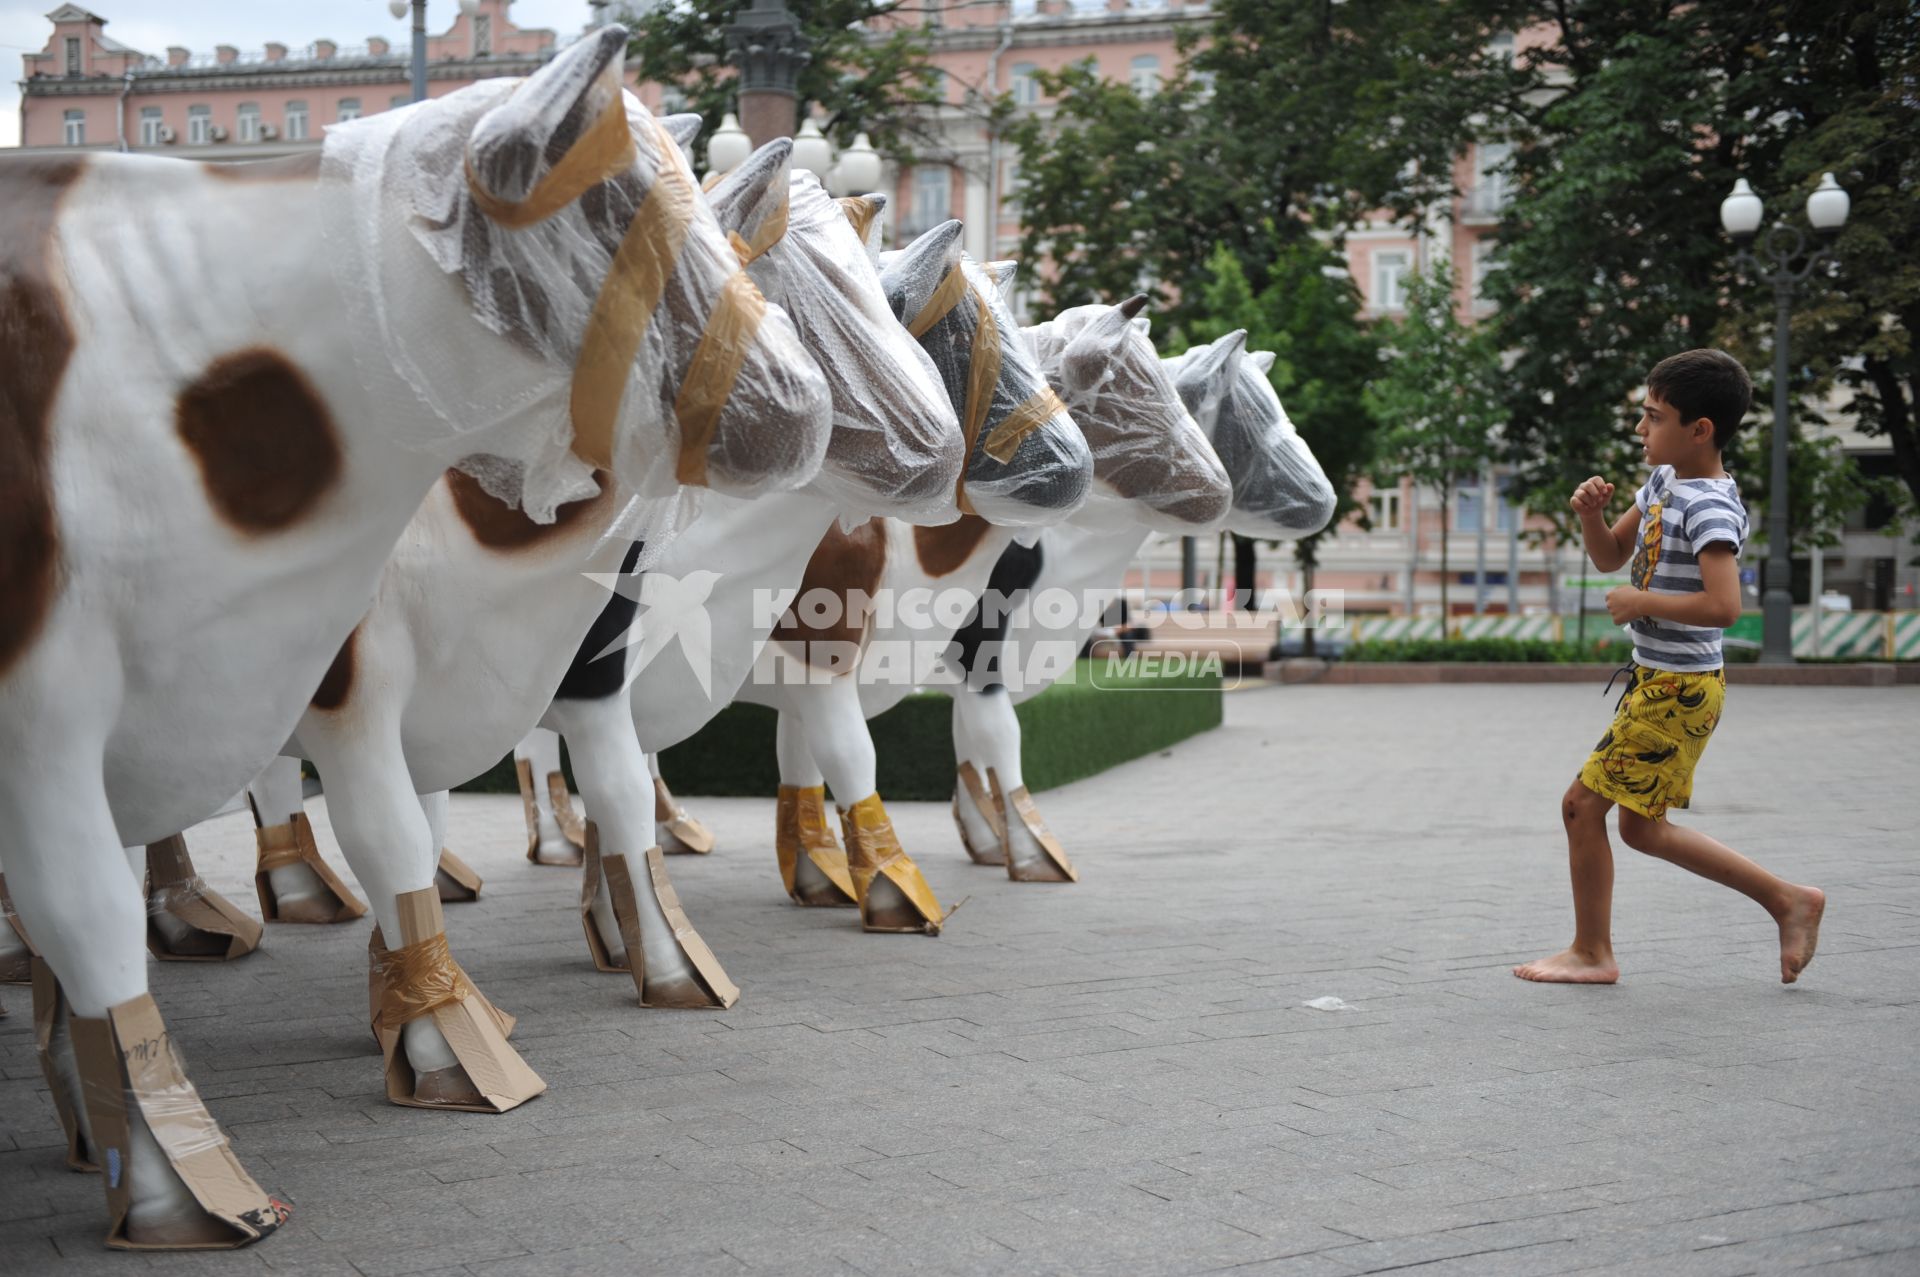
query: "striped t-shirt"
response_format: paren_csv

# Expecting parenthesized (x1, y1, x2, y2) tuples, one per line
(1627, 465, 1749, 671)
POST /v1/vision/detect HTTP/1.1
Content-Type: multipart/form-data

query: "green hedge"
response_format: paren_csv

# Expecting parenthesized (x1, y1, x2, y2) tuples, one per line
(1346, 636, 1761, 664)
(455, 659, 1223, 801)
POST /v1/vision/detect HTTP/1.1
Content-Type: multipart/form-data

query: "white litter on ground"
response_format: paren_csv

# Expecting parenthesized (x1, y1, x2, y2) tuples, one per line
(1304, 996, 1353, 1012)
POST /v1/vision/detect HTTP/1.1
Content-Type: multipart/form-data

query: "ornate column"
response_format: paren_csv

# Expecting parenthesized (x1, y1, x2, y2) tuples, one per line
(726, 0, 809, 146)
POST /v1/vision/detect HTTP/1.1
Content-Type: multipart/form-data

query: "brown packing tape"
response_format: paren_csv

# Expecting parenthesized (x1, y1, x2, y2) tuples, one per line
(641, 846, 740, 1009)
(465, 97, 635, 230)
(545, 771, 588, 861)
(515, 756, 542, 861)
(774, 784, 857, 907)
(145, 837, 263, 963)
(839, 794, 944, 935)
(372, 889, 543, 1113)
(655, 776, 715, 855)
(906, 263, 969, 338)
(989, 769, 1080, 884)
(367, 925, 515, 1042)
(982, 385, 1066, 464)
(32, 957, 96, 1171)
(569, 117, 699, 471)
(727, 196, 789, 267)
(71, 994, 287, 1250)
(0, 871, 39, 982)
(953, 762, 1008, 867)
(433, 849, 483, 903)
(253, 813, 368, 923)
(672, 269, 768, 487)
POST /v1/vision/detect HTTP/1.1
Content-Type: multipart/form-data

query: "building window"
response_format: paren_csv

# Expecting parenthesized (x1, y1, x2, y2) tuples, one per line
(1009, 62, 1038, 107)
(285, 101, 309, 141)
(1469, 141, 1512, 217)
(999, 158, 1023, 212)
(475, 14, 492, 56)
(1487, 31, 1516, 65)
(908, 164, 951, 234)
(337, 97, 362, 123)
(1069, 0, 1106, 13)
(62, 109, 85, 145)
(1129, 55, 1161, 97)
(1190, 69, 1217, 99)
(139, 106, 163, 146)
(1371, 249, 1411, 312)
(1458, 484, 1485, 530)
(1496, 475, 1519, 532)
(237, 102, 260, 142)
(65, 37, 81, 76)
(391, 93, 411, 110)
(1369, 490, 1402, 532)
(924, 0, 942, 27)
(187, 105, 211, 145)
(1471, 239, 1501, 311)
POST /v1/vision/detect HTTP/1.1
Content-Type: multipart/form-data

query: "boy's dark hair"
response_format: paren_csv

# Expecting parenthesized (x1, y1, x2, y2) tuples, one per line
(1647, 349, 1753, 449)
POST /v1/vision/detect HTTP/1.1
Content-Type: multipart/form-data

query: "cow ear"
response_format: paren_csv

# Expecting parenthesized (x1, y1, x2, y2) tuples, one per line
(982, 259, 1018, 301)
(837, 193, 886, 254)
(467, 26, 631, 210)
(661, 112, 702, 149)
(880, 219, 965, 325)
(706, 138, 792, 241)
(1248, 350, 1276, 375)
(1057, 298, 1137, 395)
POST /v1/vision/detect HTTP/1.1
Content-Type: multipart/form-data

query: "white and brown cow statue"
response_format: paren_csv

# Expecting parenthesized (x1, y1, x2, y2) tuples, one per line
(0, 27, 829, 1250)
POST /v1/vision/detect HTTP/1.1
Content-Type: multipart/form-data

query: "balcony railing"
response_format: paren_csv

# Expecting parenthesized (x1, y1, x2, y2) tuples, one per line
(1460, 183, 1510, 219)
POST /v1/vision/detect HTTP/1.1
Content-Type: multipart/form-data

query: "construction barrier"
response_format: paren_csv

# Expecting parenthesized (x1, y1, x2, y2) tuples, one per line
(1348, 610, 1920, 659)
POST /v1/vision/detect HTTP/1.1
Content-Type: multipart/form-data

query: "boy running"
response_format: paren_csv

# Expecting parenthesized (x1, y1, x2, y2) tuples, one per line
(1515, 349, 1826, 986)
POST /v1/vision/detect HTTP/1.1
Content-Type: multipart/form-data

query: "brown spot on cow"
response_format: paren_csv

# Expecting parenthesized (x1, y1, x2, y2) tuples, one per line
(773, 518, 888, 661)
(310, 626, 357, 711)
(0, 156, 85, 680)
(445, 468, 614, 550)
(913, 514, 992, 578)
(204, 152, 323, 184)
(177, 349, 341, 532)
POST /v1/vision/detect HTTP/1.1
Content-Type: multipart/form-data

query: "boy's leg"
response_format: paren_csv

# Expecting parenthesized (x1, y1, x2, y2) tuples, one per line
(1615, 811, 1825, 983)
(1515, 778, 1621, 984)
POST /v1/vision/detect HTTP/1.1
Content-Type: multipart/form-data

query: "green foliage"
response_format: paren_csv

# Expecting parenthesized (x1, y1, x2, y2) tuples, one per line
(615, 0, 941, 165)
(1363, 260, 1506, 617)
(1347, 636, 1634, 663)
(1183, 240, 1384, 569)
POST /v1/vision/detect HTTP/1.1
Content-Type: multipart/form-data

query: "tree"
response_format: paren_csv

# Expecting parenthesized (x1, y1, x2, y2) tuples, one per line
(1364, 261, 1505, 623)
(617, 0, 942, 165)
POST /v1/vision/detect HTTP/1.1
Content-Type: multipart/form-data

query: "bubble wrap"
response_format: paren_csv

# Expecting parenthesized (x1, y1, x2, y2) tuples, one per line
(1025, 301, 1230, 534)
(1164, 331, 1336, 539)
(320, 30, 829, 538)
(879, 227, 1091, 527)
(707, 152, 962, 525)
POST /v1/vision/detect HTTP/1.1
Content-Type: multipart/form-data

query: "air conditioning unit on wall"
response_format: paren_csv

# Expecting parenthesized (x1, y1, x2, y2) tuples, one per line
(209, 125, 229, 142)
(259, 124, 279, 140)
(157, 125, 177, 143)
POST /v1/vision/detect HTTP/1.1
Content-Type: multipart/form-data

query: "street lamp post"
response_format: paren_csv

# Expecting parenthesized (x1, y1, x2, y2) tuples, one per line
(726, 0, 810, 147)
(390, 0, 481, 104)
(1719, 172, 1850, 665)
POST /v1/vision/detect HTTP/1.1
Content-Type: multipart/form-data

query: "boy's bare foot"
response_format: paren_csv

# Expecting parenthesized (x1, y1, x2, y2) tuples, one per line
(1513, 948, 1619, 984)
(1778, 886, 1825, 984)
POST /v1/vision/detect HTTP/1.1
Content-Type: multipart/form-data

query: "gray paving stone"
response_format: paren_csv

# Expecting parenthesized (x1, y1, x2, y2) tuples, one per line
(1, 683, 1915, 1273)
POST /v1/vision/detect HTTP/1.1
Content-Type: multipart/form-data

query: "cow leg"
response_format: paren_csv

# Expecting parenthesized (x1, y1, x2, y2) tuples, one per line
(298, 726, 493, 1105)
(421, 790, 481, 903)
(782, 683, 943, 935)
(773, 711, 856, 906)
(515, 728, 578, 864)
(0, 747, 262, 1245)
(948, 689, 1008, 866)
(648, 752, 714, 855)
(249, 755, 363, 923)
(963, 686, 1078, 884)
(545, 697, 736, 1008)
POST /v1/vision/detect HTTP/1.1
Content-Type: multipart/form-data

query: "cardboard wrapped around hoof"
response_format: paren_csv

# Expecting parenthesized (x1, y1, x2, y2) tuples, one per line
(253, 813, 367, 924)
(368, 923, 515, 1044)
(32, 958, 96, 1172)
(68, 991, 290, 1249)
(775, 785, 858, 907)
(655, 776, 716, 854)
(953, 762, 1008, 866)
(545, 771, 587, 860)
(433, 849, 483, 903)
(515, 756, 542, 861)
(838, 794, 944, 936)
(145, 836, 263, 962)
(577, 824, 634, 975)
(581, 824, 740, 1007)
(0, 872, 40, 984)
(989, 769, 1080, 883)
(368, 889, 543, 1113)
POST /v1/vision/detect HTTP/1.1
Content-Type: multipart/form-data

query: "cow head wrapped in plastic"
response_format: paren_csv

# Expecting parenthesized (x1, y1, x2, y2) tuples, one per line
(1163, 329, 1336, 538)
(326, 27, 832, 529)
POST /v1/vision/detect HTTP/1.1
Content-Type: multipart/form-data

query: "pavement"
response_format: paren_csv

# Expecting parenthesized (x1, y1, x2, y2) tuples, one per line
(2, 682, 1917, 1276)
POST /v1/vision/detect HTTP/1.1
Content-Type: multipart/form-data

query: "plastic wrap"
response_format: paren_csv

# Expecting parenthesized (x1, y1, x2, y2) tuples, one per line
(1164, 330, 1336, 538)
(1025, 299, 1230, 533)
(879, 226, 1092, 526)
(707, 148, 962, 524)
(320, 27, 829, 544)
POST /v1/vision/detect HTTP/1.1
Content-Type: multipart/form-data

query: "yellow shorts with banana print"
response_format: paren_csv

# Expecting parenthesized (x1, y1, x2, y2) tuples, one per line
(1579, 664, 1726, 819)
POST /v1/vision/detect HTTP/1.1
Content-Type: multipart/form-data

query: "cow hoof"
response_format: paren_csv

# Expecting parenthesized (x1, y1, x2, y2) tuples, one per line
(413, 1065, 486, 1107)
(272, 895, 341, 925)
(125, 1200, 239, 1248)
(642, 971, 723, 1009)
(860, 879, 937, 935)
(150, 920, 231, 958)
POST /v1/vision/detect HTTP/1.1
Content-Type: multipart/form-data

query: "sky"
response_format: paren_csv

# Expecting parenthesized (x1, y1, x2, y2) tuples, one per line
(0, 0, 602, 146)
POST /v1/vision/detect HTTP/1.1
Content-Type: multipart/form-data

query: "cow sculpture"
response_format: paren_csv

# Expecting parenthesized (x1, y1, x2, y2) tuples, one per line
(945, 326, 1339, 874)
(0, 28, 832, 1249)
